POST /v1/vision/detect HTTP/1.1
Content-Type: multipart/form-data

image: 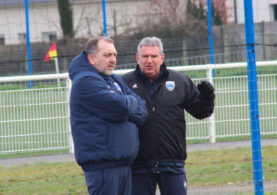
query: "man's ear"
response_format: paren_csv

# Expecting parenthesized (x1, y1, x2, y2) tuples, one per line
(87, 54, 95, 65)
(161, 53, 165, 61)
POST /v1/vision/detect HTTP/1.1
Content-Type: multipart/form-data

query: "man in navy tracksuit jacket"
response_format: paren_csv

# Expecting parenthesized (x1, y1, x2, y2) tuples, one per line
(69, 37, 148, 195)
(122, 37, 215, 195)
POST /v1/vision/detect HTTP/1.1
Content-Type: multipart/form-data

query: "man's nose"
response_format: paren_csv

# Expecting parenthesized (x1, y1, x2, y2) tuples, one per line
(110, 55, 116, 62)
(146, 56, 152, 62)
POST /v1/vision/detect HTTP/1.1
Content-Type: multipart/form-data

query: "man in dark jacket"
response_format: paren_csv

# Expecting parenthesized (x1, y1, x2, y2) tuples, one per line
(69, 36, 148, 195)
(122, 36, 215, 195)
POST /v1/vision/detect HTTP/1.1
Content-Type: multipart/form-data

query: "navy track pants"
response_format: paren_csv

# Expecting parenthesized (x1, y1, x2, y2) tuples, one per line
(131, 171, 187, 195)
(84, 166, 131, 195)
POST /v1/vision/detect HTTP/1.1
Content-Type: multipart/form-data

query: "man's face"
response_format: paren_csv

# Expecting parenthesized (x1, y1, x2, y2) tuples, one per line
(88, 40, 117, 76)
(136, 46, 165, 80)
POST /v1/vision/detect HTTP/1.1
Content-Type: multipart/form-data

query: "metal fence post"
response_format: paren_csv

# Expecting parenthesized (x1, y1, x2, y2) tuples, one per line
(66, 76, 74, 153)
(244, 0, 264, 194)
(207, 65, 216, 143)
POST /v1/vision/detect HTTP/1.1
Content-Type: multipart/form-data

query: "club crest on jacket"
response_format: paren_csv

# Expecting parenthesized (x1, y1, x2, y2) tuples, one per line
(165, 81, 175, 91)
(114, 82, 122, 92)
(132, 83, 139, 89)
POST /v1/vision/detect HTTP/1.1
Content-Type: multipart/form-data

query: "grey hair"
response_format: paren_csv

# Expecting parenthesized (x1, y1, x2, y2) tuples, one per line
(137, 36, 164, 55)
(85, 36, 114, 55)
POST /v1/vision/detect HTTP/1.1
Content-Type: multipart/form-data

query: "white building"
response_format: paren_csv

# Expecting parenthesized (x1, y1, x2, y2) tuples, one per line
(233, 0, 277, 24)
(1, 0, 277, 45)
(197, 0, 277, 24)
(0, 0, 148, 45)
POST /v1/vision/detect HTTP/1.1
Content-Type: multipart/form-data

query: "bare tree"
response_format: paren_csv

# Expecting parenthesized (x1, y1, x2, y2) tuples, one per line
(190, 0, 228, 25)
(150, 0, 187, 27)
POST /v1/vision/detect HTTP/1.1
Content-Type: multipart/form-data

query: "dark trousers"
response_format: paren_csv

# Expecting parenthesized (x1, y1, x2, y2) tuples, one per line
(131, 171, 187, 195)
(84, 166, 131, 195)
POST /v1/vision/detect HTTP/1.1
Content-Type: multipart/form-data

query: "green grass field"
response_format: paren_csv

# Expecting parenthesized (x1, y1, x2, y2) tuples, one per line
(0, 145, 276, 194)
(0, 67, 277, 194)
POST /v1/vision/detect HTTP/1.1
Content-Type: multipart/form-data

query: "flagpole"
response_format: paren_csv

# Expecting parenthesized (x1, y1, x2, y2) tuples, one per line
(54, 57, 60, 88)
(44, 42, 60, 88)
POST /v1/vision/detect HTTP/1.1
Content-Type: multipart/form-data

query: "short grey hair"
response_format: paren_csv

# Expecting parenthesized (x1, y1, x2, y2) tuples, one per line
(85, 36, 114, 55)
(137, 36, 164, 55)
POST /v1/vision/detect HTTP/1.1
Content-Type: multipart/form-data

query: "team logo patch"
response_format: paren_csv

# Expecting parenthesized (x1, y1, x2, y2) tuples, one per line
(165, 81, 175, 91)
(114, 82, 122, 92)
(132, 83, 139, 89)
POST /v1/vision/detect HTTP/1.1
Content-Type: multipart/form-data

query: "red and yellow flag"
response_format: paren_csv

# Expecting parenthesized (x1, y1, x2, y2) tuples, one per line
(44, 42, 57, 61)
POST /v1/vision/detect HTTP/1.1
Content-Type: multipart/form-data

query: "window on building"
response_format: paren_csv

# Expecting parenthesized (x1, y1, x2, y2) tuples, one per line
(42, 32, 57, 42)
(18, 33, 26, 43)
(273, 4, 277, 21)
(0, 34, 5, 45)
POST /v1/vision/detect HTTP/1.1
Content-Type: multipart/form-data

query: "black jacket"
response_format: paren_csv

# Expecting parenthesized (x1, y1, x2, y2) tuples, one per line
(122, 64, 214, 165)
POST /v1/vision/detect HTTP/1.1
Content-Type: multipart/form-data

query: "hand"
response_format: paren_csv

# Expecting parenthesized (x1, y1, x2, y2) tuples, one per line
(197, 81, 215, 99)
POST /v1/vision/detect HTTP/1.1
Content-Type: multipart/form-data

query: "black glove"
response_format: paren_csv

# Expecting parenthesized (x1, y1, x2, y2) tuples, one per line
(197, 81, 215, 99)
